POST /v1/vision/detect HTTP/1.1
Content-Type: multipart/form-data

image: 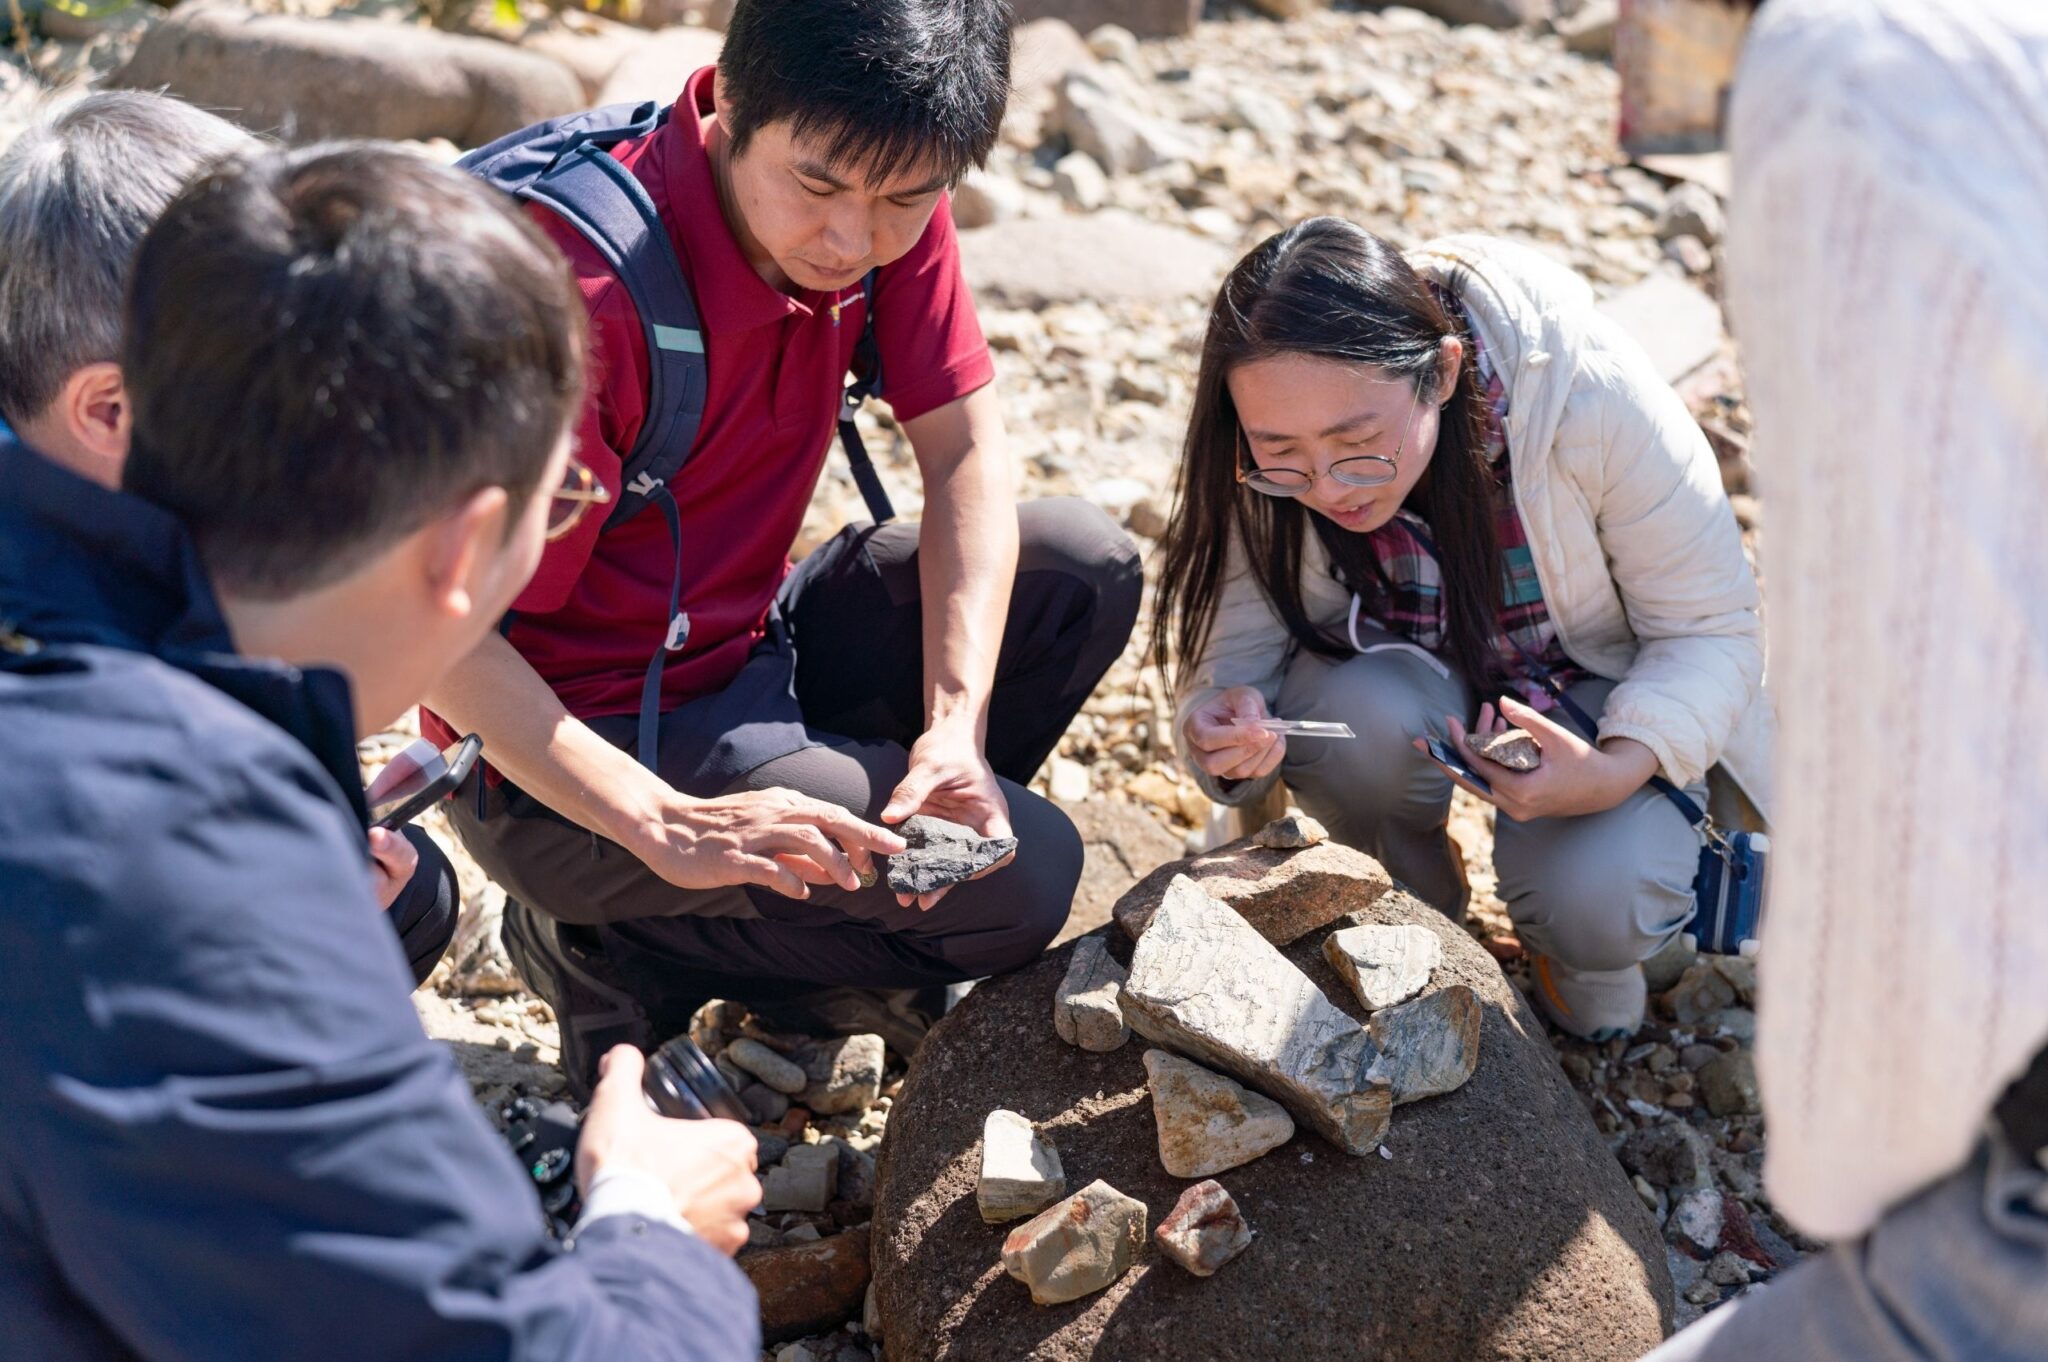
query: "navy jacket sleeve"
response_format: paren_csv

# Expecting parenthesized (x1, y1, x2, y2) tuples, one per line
(0, 674, 759, 1362)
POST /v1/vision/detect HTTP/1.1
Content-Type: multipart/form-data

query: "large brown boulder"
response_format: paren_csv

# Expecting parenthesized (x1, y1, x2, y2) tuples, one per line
(109, 2, 583, 147)
(871, 871, 1672, 1361)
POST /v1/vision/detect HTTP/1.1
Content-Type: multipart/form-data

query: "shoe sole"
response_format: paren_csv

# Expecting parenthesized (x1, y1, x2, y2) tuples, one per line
(500, 899, 650, 1102)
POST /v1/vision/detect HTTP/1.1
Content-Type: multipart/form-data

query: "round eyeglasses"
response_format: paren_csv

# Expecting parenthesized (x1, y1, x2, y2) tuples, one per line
(546, 453, 613, 541)
(1236, 381, 1424, 498)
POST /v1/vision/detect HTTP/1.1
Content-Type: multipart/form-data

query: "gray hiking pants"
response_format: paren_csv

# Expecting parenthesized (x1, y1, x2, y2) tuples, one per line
(1275, 644, 1704, 972)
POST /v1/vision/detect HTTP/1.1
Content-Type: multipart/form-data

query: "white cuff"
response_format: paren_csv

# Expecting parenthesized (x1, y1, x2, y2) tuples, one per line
(576, 1165, 692, 1236)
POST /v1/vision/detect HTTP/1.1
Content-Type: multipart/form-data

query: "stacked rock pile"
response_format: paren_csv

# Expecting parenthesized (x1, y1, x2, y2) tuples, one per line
(871, 824, 1672, 1361)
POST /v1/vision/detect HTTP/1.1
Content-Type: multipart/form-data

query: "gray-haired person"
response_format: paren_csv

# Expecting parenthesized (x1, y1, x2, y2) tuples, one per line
(0, 91, 462, 986)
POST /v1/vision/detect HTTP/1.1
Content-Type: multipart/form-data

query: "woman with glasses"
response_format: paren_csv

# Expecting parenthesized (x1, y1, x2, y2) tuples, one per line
(1153, 219, 1771, 1041)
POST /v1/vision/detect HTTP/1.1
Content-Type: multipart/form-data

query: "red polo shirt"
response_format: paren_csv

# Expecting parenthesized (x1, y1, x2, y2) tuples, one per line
(426, 67, 992, 749)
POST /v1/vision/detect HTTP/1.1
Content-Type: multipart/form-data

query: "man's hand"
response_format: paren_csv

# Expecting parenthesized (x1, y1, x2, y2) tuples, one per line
(366, 826, 419, 912)
(576, 1046, 760, 1256)
(620, 786, 907, 902)
(1414, 696, 1658, 822)
(880, 718, 1013, 910)
(1182, 685, 1287, 782)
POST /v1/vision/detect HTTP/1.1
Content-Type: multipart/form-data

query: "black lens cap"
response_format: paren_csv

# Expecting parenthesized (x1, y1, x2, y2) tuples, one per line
(643, 1036, 750, 1123)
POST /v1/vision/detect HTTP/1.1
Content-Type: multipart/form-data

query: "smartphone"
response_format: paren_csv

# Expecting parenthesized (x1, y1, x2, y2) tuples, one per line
(1422, 735, 1492, 795)
(367, 734, 482, 830)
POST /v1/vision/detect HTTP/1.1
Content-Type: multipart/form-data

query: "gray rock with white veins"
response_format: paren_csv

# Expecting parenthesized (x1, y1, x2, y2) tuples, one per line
(1119, 875, 1390, 1155)
(1366, 984, 1482, 1104)
(1322, 923, 1442, 1011)
(1053, 936, 1131, 1052)
(885, 815, 1017, 896)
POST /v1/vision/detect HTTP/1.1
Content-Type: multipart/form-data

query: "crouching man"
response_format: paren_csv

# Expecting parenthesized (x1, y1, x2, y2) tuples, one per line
(0, 143, 760, 1359)
(0, 91, 460, 985)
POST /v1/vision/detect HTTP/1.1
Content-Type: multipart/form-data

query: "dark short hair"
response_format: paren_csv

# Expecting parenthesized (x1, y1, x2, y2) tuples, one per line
(0, 92, 250, 427)
(123, 144, 585, 599)
(719, 0, 1010, 186)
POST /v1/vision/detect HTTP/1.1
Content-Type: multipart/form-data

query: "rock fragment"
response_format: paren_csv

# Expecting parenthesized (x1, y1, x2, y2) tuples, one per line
(741, 1083, 791, 1124)
(1667, 1186, 1725, 1257)
(978, 1109, 1067, 1223)
(1471, 728, 1542, 771)
(741, 1225, 872, 1346)
(797, 1033, 886, 1115)
(1619, 1121, 1714, 1190)
(762, 1142, 838, 1213)
(1251, 812, 1328, 849)
(1114, 837, 1393, 945)
(1662, 961, 1738, 1026)
(727, 1037, 808, 1095)
(1119, 876, 1391, 1155)
(1001, 1179, 1147, 1306)
(884, 815, 1017, 896)
(1699, 1050, 1760, 1116)
(1322, 923, 1442, 1011)
(1153, 1178, 1254, 1277)
(1144, 1049, 1295, 1178)
(1053, 937, 1131, 1052)
(1365, 984, 1482, 1104)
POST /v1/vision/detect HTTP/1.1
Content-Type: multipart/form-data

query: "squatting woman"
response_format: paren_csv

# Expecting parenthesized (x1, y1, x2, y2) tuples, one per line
(1155, 219, 1771, 1040)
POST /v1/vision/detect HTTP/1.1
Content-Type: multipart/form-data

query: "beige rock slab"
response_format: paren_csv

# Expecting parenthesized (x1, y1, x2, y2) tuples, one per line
(1367, 984, 1482, 1104)
(978, 1109, 1067, 1223)
(1144, 1049, 1295, 1178)
(1114, 837, 1393, 946)
(1000, 1179, 1147, 1306)
(1053, 936, 1131, 1052)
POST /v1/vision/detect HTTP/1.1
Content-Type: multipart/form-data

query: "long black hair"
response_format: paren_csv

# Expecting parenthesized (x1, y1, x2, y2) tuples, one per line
(1152, 217, 1504, 698)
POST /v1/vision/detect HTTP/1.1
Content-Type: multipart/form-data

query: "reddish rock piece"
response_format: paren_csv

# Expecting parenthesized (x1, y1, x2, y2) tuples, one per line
(741, 1226, 871, 1345)
(1154, 1179, 1253, 1277)
(1113, 836, 1393, 945)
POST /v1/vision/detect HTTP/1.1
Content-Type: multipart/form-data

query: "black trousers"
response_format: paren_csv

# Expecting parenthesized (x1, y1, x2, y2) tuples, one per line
(449, 498, 1142, 1022)
(386, 824, 459, 987)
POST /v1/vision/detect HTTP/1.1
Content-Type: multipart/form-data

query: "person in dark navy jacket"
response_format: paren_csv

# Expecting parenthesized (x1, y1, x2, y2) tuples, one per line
(0, 141, 761, 1360)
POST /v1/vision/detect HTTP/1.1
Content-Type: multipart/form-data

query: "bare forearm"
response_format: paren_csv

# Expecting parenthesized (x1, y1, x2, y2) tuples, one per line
(910, 390, 1017, 738)
(422, 631, 663, 845)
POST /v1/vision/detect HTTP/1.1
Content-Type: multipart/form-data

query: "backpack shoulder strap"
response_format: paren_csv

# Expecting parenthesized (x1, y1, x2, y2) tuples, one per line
(839, 269, 896, 525)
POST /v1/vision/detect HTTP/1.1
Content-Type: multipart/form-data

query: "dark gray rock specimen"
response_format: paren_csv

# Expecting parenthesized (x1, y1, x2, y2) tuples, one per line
(885, 815, 1018, 896)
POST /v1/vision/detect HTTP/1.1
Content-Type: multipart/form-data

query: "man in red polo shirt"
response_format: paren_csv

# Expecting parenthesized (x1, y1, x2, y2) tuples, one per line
(425, 0, 1141, 1093)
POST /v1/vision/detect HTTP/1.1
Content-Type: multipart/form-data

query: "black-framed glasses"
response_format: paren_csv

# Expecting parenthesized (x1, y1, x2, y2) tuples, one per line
(545, 453, 612, 541)
(1236, 381, 1424, 497)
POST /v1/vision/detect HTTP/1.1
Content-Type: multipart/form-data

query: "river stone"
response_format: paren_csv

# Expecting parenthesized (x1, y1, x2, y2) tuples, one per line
(1365, 984, 1482, 1104)
(1471, 729, 1542, 771)
(885, 815, 1018, 896)
(979, 1109, 1067, 1223)
(742, 1225, 871, 1346)
(1154, 1179, 1253, 1277)
(1001, 1179, 1148, 1306)
(1120, 876, 1390, 1156)
(796, 1033, 885, 1115)
(872, 873, 1674, 1360)
(1114, 836, 1394, 945)
(1054, 937, 1131, 1052)
(1144, 1049, 1295, 1178)
(1322, 923, 1443, 1011)
(727, 1037, 808, 1095)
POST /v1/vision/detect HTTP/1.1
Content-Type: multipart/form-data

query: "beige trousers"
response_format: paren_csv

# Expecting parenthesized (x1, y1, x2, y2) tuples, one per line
(1276, 644, 1705, 974)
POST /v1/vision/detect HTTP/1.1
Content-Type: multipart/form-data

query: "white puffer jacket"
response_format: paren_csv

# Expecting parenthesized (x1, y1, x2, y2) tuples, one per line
(1173, 233, 1773, 819)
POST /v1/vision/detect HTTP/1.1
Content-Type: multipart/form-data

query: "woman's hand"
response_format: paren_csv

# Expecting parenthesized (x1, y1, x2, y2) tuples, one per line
(1182, 685, 1287, 783)
(1415, 695, 1659, 822)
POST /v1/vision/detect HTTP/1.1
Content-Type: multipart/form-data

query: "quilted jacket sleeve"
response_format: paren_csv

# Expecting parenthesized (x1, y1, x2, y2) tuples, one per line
(1580, 344, 1765, 790)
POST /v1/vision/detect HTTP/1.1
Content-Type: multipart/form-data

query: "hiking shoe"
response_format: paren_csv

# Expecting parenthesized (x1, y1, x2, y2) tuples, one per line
(500, 897, 653, 1102)
(750, 984, 964, 1060)
(1529, 954, 1645, 1043)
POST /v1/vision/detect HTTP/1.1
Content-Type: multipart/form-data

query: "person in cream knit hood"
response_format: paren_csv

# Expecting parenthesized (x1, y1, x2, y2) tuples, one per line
(1154, 218, 1770, 1041)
